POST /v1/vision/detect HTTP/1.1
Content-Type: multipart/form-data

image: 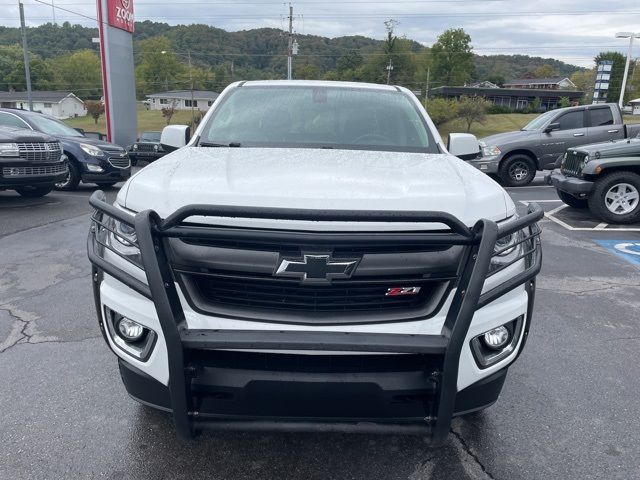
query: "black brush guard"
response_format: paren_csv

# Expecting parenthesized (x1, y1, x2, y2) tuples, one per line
(87, 190, 543, 444)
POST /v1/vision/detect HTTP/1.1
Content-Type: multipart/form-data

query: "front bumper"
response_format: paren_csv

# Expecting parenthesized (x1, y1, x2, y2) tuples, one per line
(87, 193, 543, 443)
(466, 156, 501, 174)
(0, 161, 68, 189)
(545, 171, 594, 197)
(81, 166, 131, 183)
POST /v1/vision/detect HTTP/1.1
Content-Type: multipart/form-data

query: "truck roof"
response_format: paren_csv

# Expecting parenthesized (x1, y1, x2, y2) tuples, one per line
(237, 80, 402, 92)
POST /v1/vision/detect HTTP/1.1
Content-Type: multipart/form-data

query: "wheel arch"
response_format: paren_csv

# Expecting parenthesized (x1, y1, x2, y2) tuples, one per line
(499, 149, 539, 170)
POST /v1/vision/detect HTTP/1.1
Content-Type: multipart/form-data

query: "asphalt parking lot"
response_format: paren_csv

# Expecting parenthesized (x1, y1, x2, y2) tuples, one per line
(1, 172, 639, 480)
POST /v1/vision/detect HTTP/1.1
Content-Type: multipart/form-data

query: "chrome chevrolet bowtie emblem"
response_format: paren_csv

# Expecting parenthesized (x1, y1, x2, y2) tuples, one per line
(275, 254, 360, 283)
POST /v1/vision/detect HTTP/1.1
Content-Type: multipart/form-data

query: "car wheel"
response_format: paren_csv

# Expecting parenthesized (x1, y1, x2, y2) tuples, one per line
(15, 186, 54, 198)
(588, 171, 640, 224)
(95, 182, 118, 189)
(55, 158, 80, 191)
(499, 155, 536, 187)
(557, 190, 588, 209)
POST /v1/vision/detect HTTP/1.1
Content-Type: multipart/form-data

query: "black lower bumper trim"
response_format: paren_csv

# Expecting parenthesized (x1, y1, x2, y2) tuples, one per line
(545, 171, 594, 195)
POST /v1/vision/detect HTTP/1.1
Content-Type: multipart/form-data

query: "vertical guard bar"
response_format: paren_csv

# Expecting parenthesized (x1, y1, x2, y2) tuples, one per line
(134, 210, 193, 439)
(432, 219, 498, 444)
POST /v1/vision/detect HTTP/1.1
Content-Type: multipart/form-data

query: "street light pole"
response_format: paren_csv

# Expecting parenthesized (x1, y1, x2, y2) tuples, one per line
(188, 49, 195, 128)
(18, 1, 33, 111)
(615, 32, 640, 109)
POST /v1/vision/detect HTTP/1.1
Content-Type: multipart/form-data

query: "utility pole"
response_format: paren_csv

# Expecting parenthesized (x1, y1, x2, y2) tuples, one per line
(287, 3, 294, 80)
(51, 0, 56, 25)
(18, 1, 33, 111)
(425, 67, 430, 103)
(188, 50, 195, 128)
(386, 59, 394, 85)
(616, 32, 640, 108)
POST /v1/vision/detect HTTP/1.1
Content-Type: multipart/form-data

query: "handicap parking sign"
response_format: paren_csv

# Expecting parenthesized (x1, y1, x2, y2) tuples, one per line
(594, 240, 640, 266)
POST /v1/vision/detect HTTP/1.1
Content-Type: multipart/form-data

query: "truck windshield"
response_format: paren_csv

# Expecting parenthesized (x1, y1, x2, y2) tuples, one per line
(198, 85, 438, 153)
(521, 110, 556, 131)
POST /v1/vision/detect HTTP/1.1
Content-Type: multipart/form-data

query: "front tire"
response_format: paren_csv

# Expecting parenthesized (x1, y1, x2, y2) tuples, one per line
(588, 171, 640, 224)
(557, 189, 588, 209)
(499, 155, 536, 187)
(55, 158, 80, 191)
(15, 186, 53, 198)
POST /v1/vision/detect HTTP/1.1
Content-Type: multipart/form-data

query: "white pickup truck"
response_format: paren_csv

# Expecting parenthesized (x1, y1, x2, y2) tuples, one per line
(88, 80, 542, 444)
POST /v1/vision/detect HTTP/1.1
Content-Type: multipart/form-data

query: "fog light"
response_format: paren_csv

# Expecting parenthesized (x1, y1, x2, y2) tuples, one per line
(86, 164, 104, 173)
(116, 317, 145, 342)
(483, 326, 510, 350)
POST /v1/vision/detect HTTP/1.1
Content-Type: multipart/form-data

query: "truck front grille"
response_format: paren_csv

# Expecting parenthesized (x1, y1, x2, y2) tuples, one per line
(561, 150, 586, 177)
(135, 144, 156, 152)
(17, 142, 62, 163)
(2, 163, 67, 177)
(107, 153, 131, 168)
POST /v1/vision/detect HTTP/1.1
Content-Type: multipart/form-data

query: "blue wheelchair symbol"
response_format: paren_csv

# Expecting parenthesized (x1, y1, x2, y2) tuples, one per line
(594, 240, 640, 266)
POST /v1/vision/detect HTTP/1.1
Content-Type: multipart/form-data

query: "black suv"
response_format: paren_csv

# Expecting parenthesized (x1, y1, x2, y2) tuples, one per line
(0, 109, 131, 190)
(127, 131, 165, 165)
(0, 126, 66, 197)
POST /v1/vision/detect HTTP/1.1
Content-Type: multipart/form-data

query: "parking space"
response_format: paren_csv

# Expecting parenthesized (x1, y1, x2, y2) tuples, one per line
(1, 174, 639, 480)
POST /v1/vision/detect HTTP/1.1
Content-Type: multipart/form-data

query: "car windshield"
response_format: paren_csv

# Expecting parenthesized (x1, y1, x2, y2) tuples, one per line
(199, 85, 438, 153)
(521, 110, 557, 131)
(140, 131, 161, 142)
(28, 114, 84, 137)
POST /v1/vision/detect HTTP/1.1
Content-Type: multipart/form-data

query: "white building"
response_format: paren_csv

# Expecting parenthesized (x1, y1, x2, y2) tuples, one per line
(628, 99, 640, 116)
(0, 91, 87, 119)
(146, 90, 220, 111)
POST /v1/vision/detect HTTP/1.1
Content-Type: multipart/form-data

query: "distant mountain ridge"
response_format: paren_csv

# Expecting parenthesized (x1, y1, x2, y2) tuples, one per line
(0, 21, 582, 84)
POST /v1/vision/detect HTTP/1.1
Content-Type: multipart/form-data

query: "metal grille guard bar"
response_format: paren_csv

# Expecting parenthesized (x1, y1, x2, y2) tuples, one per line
(87, 190, 543, 444)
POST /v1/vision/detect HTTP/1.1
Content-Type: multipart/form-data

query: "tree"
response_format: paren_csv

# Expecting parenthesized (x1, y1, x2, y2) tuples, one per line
(425, 98, 459, 126)
(135, 37, 186, 97)
(295, 63, 319, 80)
(594, 52, 626, 103)
(571, 69, 596, 103)
(529, 65, 557, 78)
(85, 100, 104, 124)
(161, 101, 177, 125)
(48, 50, 102, 97)
(336, 50, 363, 72)
(558, 97, 571, 108)
(456, 96, 490, 132)
(0, 44, 55, 91)
(430, 28, 475, 87)
(487, 75, 505, 87)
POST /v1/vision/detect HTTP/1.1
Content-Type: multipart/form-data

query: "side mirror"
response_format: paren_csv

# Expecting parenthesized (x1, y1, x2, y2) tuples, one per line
(448, 133, 480, 160)
(544, 122, 560, 133)
(160, 125, 191, 152)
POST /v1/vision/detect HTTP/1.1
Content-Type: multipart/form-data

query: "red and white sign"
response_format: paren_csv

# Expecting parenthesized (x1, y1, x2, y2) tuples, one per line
(107, 0, 134, 33)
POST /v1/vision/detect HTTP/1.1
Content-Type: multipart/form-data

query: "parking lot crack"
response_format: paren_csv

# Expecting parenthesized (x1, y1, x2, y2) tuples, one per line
(450, 429, 496, 480)
(0, 305, 31, 353)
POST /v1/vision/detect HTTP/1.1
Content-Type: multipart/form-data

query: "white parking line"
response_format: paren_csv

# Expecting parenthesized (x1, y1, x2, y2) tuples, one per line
(519, 200, 563, 204)
(544, 204, 640, 232)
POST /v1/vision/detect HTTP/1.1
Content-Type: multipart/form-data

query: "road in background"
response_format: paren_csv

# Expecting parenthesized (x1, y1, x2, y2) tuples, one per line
(1, 173, 639, 480)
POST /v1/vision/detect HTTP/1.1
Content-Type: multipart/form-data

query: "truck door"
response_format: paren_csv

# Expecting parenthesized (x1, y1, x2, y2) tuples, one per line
(540, 109, 586, 166)
(587, 106, 624, 142)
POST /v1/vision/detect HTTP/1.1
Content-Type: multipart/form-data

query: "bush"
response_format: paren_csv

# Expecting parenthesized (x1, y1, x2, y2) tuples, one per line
(425, 98, 459, 126)
(487, 105, 515, 114)
(457, 95, 491, 132)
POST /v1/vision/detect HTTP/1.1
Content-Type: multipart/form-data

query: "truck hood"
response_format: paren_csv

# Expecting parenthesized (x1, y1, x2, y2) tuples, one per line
(119, 147, 513, 231)
(480, 129, 539, 147)
(59, 135, 125, 152)
(0, 126, 57, 143)
(573, 137, 640, 158)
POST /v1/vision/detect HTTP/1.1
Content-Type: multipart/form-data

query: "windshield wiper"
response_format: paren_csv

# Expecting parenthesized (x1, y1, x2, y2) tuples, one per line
(199, 141, 241, 147)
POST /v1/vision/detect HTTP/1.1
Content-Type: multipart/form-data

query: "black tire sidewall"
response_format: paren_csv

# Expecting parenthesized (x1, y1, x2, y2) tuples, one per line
(499, 155, 536, 187)
(55, 158, 81, 191)
(15, 186, 54, 198)
(588, 171, 640, 224)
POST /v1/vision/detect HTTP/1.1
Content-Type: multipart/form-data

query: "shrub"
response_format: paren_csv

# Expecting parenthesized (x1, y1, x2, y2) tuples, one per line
(425, 98, 459, 126)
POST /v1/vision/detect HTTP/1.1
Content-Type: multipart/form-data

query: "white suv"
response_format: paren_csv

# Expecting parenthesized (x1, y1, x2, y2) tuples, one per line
(88, 80, 542, 444)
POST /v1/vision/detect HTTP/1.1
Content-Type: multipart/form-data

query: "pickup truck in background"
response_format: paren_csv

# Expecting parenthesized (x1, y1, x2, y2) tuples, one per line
(469, 103, 640, 187)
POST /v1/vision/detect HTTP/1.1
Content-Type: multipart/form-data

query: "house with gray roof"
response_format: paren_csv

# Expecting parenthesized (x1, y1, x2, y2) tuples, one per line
(503, 77, 577, 90)
(0, 91, 86, 119)
(146, 90, 220, 111)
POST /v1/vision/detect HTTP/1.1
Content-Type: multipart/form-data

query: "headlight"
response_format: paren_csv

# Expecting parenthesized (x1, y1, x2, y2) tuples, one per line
(153, 144, 159, 151)
(107, 218, 142, 265)
(132, 144, 138, 150)
(489, 230, 524, 273)
(80, 143, 105, 157)
(0, 143, 19, 157)
(482, 145, 501, 157)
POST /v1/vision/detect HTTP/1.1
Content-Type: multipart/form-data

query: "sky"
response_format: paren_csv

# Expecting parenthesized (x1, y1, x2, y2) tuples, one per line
(1, 0, 639, 68)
